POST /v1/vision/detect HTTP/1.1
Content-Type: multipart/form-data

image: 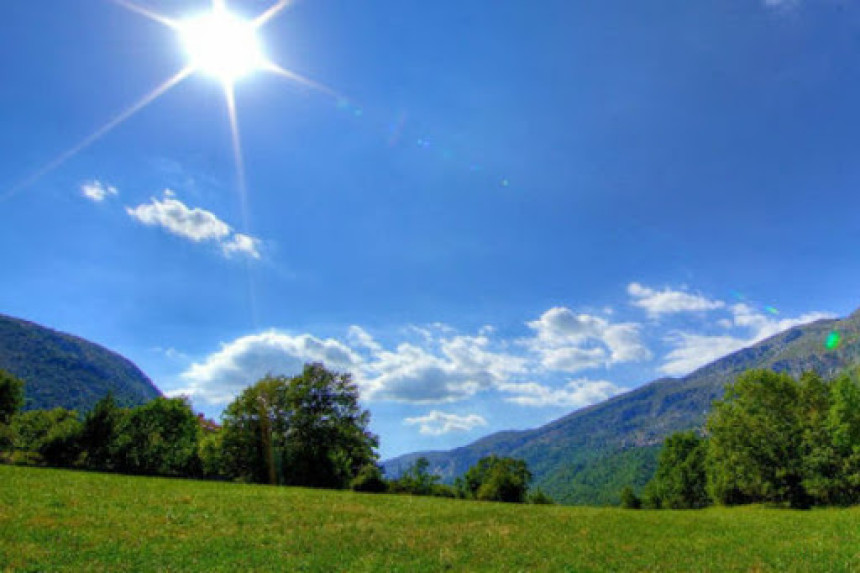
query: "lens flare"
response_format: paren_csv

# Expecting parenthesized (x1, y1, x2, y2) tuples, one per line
(825, 331, 842, 350)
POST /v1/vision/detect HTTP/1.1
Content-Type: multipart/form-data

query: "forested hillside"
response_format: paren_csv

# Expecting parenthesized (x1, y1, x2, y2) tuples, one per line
(0, 314, 160, 412)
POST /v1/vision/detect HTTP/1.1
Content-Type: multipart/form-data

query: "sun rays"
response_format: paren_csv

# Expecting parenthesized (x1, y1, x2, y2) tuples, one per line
(4, 0, 335, 201)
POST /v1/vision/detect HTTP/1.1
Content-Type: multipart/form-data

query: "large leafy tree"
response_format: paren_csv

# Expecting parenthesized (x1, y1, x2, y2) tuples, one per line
(112, 397, 201, 477)
(707, 369, 808, 507)
(79, 392, 124, 471)
(0, 369, 24, 425)
(803, 373, 860, 505)
(642, 431, 709, 509)
(221, 363, 378, 489)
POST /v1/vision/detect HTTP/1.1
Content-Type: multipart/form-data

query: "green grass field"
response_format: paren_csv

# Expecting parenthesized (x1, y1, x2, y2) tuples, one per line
(1, 465, 859, 572)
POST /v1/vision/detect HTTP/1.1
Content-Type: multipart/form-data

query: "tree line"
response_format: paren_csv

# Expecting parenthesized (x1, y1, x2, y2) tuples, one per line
(0, 364, 547, 504)
(622, 368, 860, 510)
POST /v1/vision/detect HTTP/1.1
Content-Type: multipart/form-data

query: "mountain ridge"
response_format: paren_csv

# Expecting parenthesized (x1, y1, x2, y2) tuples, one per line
(383, 311, 860, 504)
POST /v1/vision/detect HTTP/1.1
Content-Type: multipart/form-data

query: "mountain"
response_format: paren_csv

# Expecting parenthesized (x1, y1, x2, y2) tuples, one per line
(0, 314, 161, 413)
(383, 309, 860, 505)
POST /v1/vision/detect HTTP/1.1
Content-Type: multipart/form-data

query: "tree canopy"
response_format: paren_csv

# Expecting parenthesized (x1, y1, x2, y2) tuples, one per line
(0, 369, 24, 424)
(221, 363, 378, 488)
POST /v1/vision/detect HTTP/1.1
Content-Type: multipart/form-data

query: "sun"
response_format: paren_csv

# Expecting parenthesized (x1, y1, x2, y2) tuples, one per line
(179, 8, 267, 84)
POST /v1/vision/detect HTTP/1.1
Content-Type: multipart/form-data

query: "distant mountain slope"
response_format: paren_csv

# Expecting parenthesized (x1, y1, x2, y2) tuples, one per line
(0, 314, 161, 413)
(383, 309, 860, 505)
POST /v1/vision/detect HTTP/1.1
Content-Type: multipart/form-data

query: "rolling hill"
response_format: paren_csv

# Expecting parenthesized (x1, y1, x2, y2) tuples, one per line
(383, 308, 860, 505)
(0, 314, 161, 413)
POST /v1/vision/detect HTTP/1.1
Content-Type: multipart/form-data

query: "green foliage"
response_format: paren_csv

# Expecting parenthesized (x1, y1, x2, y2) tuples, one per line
(221, 363, 378, 488)
(390, 456, 440, 495)
(11, 408, 82, 467)
(0, 314, 160, 414)
(459, 455, 532, 503)
(112, 397, 201, 477)
(801, 373, 860, 505)
(644, 431, 709, 509)
(528, 488, 555, 505)
(350, 463, 388, 493)
(707, 370, 808, 508)
(198, 429, 226, 479)
(0, 369, 24, 424)
(619, 486, 641, 509)
(704, 369, 860, 508)
(78, 392, 123, 471)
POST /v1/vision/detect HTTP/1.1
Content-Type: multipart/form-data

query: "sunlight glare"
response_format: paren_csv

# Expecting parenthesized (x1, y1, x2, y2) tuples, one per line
(180, 9, 266, 83)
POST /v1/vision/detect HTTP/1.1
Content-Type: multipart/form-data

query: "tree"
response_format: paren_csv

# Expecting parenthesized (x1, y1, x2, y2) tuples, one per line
(528, 488, 556, 505)
(112, 397, 201, 477)
(0, 370, 24, 425)
(620, 486, 641, 509)
(458, 455, 532, 503)
(79, 392, 124, 471)
(350, 463, 388, 493)
(803, 374, 860, 505)
(12, 408, 82, 466)
(221, 363, 378, 489)
(391, 457, 440, 495)
(198, 428, 226, 479)
(707, 370, 808, 507)
(644, 431, 709, 509)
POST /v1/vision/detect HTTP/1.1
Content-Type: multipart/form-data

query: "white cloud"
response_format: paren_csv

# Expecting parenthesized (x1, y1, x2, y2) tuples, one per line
(81, 180, 118, 202)
(659, 304, 834, 376)
(659, 333, 749, 377)
(361, 334, 527, 404)
(222, 232, 261, 259)
(403, 411, 488, 436)
(499, 378, 625, 408)
(348, 325, 382, 352)
(525, 307, 651, 373)
(173, 330, 361, 405)
(729, 303, 832, 344)
(628, 282, 724, 317)
(126, 191, 261, 259)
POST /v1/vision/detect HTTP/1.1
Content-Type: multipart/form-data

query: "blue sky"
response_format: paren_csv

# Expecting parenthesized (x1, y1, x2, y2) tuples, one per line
(2, 0, 859, 458)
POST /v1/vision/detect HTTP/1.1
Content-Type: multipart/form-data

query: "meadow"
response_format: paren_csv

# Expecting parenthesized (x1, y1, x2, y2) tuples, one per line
(1, 465, 859, 572)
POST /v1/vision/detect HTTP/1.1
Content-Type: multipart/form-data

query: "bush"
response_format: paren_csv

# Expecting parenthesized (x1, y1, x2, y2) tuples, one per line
(351, 464, 388, 493)
(528, 489, 555, 505)
(620, 486, 641, 509)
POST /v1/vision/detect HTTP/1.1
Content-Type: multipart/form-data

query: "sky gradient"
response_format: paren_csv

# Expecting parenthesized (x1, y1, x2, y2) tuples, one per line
(2, 0, 859, 458)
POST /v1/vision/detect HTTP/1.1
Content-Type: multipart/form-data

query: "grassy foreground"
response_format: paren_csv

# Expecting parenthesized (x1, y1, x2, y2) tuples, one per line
(1, 466, 859, 571)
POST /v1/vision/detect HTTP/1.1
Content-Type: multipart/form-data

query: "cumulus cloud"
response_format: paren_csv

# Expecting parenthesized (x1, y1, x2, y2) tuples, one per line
(659, 333, 750, 377)
(222, 232, 261, 259)
(628, 283, 724, 317)
(126, 191, 261, 259)
(525, 307, 651, 373)
(403, 411, 488, 436)
(498, 378, 625, 408)
(659, 304, 834, 376)
(361, 334, 527, 404)
(173, 330, 361, 405)
(729, 303, 832, 344)
(81, 180, 118, 202)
